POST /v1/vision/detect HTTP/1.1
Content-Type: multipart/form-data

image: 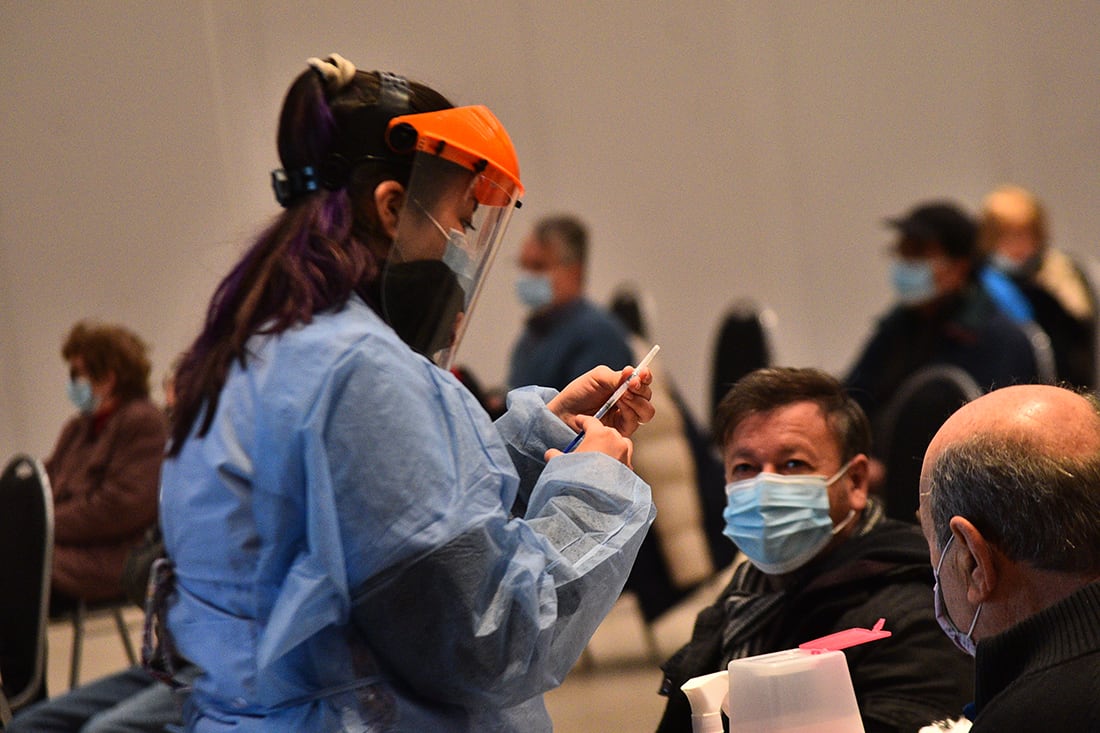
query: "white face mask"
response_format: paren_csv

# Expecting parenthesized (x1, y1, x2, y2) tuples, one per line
(722, 458, 857, 575)
(932, 534, 982, 656)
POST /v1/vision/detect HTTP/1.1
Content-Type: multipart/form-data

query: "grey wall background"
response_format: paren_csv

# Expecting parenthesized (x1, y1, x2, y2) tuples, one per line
(3, 1, 1098, 460)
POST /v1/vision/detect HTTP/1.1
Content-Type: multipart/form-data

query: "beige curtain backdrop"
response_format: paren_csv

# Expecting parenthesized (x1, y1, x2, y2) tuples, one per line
(3, 1, 1098, 458)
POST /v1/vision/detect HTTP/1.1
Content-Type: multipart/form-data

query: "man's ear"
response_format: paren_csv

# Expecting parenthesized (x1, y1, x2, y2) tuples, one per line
(373, 181, 405, 239)
(845, 453, 870, 511)
(948, 516, 997, 604)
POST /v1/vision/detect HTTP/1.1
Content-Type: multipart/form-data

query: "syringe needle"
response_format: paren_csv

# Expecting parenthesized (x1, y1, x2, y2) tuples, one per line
(563, 344, 660, 453)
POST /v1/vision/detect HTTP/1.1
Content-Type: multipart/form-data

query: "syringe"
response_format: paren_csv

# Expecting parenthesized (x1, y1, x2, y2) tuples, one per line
(563, 343, 660, 453)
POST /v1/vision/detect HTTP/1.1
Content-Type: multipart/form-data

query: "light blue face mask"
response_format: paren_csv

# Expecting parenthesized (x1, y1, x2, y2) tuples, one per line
(515, 272, 553, 310)
(67, 377, 99, 415)
(441, 237, 476, 298)
(421, 204, 476, 299)
(722, 459, 856, 575)
(990, 252, 1025, 277)
(990, 251, 1041, 279)
(891, 259, 937, 306)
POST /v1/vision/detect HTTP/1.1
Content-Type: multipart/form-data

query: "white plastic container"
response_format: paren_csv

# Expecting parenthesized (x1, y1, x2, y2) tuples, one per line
(725, 647, 863, 733)
(679, 619, 891, 733)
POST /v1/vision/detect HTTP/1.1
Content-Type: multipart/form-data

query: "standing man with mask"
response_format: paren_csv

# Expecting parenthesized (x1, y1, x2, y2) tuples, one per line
(919, 384, 1100, 730)
(844, 200, 1039, 432)
(508, 214, 634, 392)
(656, 368, 973, 733)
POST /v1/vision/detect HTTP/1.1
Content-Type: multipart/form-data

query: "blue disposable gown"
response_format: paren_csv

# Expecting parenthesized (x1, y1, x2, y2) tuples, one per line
(159, 297, 655, 732)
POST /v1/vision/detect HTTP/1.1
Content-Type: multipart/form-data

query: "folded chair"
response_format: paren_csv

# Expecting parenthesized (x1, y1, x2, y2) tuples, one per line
(876, 365, 983, 522)
(0, 454, 54, 720)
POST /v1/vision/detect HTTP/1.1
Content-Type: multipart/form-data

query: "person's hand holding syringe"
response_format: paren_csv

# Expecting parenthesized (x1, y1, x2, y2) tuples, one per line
(545, 344, 660, 466)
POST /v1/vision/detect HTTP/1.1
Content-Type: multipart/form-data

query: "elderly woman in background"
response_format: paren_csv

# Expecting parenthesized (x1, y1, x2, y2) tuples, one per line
(47, 320, 166, 610)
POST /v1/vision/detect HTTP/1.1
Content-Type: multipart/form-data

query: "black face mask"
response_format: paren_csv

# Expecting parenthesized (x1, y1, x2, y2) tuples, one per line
(379, 259, 466, 358)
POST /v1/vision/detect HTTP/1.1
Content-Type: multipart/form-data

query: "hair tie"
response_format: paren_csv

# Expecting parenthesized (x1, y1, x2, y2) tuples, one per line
(307, 53, 357, 94)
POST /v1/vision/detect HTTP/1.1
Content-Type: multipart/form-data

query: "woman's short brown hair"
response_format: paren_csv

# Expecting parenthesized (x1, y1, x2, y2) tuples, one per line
(62, 320, 152, 401)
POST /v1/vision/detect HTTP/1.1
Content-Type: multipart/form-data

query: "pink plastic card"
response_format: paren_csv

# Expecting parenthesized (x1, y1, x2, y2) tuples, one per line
(799, 617, 892, 654)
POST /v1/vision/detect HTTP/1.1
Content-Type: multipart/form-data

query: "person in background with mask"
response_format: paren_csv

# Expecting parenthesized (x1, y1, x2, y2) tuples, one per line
(155, 55, 656, 732)
(506, 218, 710, 626)
(843, 200, 1039, 506)
(919, 384, 1100, 730)
(656, 367, 973, 733)
(45, 320, 166, 611)
(977, 184, 1096, 389)
(844, 200, 1039, 432)
(7, 322, 171, 729)
(507, 214, 635, 393)
(9, 352, 192, 733)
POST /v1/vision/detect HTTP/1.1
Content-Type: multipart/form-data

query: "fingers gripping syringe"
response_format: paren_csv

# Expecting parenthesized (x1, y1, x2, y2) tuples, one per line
(563, 344, 660, 453)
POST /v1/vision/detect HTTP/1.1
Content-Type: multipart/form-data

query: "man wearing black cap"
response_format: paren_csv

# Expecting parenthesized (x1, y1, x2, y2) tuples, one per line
(843, 200, 1039, 504)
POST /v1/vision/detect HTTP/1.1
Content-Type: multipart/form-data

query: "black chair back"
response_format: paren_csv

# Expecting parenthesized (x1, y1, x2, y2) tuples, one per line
(609, 283, 651, 339)
(876, 366, 983, 522)
(1080, 254, 1100, 388)
(0, 454, 53, 713)
(710, 301, 774, 425)
(1017, 320, 1057, 384)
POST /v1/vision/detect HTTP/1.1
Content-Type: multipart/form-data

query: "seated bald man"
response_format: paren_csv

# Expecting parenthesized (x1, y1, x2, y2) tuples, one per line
(919, 384, 1100, 730)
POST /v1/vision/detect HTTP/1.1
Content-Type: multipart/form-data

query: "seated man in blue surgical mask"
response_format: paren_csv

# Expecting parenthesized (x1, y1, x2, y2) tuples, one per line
(845, 200, 1039, 432)
(656, 367, 973, 733)
(507, 214, 634, 393)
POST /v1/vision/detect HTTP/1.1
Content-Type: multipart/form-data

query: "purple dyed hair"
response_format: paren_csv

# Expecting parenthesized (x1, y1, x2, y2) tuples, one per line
(169, 65, 452, 454)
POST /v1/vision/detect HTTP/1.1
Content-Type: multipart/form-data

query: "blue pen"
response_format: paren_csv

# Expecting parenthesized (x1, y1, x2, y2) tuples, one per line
(563, 344, 660, 453)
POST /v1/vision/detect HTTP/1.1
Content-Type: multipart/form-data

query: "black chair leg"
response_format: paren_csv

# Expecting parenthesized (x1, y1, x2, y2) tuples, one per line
(67, 599, 137, 689)
(1, 686, 13, 728)
(110, 606, 137, 665)
(69, 601, 86, 689)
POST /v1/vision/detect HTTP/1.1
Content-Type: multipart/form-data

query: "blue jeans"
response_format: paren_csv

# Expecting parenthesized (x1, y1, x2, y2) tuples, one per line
(7, 665, 182, 733)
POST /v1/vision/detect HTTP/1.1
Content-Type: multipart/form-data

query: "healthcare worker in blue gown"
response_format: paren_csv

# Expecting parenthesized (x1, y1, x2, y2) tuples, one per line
(152, 54, 656, 732)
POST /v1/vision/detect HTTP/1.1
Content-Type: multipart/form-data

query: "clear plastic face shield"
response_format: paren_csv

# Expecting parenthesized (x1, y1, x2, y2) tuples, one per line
(380, 105, 523, 367)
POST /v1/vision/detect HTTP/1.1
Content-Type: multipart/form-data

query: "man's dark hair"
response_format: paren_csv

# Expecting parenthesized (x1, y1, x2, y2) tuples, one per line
(887, 200, 978, 269)
(713, 367, 871, 463)
(534, 214, 587, 269)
